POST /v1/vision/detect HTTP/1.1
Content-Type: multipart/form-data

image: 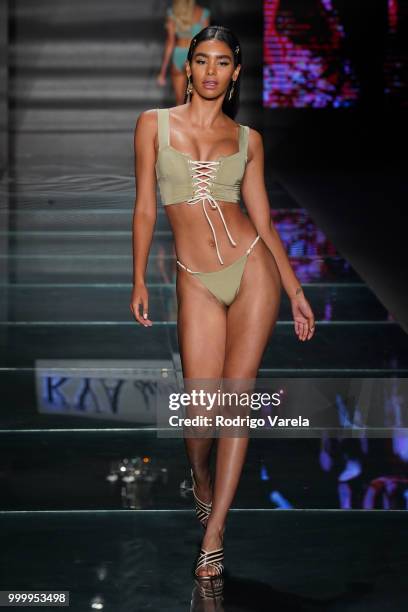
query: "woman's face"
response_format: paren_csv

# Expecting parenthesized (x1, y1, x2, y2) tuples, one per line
(187, 39, 240, 99)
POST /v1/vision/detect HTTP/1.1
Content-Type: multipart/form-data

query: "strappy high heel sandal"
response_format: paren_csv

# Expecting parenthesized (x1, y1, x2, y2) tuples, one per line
(194, 543, 224, 580)
(190, 468, 212, 529)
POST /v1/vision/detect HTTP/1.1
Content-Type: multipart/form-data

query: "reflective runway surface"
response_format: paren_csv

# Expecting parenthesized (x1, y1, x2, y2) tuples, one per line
(1, 510, 408, 611)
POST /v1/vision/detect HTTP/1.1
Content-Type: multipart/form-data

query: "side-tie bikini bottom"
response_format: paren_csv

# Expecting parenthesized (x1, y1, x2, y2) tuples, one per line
(176, 235, 261, 307)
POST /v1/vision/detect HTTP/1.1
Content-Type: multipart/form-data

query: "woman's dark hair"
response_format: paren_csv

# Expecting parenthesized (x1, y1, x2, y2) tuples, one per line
(184, 25, 242, 119)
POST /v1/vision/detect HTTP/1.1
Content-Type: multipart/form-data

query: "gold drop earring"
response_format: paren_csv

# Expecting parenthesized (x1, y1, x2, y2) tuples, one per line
(186, 76, 193, 101)
(228, 79, 236, 101)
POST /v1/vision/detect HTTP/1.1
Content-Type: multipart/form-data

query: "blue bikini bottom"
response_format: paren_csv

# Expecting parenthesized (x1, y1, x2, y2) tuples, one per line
(172, 46, 189, 72)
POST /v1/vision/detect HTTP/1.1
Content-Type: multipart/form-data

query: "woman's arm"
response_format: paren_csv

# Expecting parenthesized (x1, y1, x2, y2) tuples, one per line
(241, 128, 301, 299)
(241, 128, 315, 341)
(129, 110, 157, 327)
(157, 13, 176, 82)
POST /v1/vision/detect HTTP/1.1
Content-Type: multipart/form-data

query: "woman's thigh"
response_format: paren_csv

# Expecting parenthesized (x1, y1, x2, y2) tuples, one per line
(223, 240, 282, 378)
(176, 268, 227, 379)
(170, 71, 187, 105)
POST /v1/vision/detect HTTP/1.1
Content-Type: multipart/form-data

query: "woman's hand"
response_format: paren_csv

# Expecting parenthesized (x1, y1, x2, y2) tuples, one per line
(290, 290, 315, 341)
(130, 282, 153, 327)
(156, 72, 166, 86)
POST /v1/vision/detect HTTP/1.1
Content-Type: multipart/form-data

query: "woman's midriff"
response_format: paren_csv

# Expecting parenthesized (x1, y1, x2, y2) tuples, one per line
(164, 200, 259, 271)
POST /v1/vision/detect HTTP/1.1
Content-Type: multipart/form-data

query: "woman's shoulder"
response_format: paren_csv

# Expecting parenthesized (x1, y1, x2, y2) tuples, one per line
(246, 127, 263, 160)
(247, 126, 262, 139)
(139, 107, 161, 119)
(232, 121, 263, 152)
(135, 108, 164, 131)
(234, 117, 260, 137)
(140, 106, 173, 115)
(244, 125, 262, 142)
(137, 107, 177, 129)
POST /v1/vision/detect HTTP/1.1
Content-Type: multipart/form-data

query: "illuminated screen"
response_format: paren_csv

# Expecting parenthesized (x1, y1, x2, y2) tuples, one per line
(263, 0, 407, 108)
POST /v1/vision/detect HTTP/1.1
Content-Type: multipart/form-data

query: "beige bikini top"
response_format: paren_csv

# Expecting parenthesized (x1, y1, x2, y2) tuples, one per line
(155, 108, 250, 265)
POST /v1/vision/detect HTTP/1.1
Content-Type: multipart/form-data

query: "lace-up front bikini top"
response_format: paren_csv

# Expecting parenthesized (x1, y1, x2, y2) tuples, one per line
(155, 108, 249, 265)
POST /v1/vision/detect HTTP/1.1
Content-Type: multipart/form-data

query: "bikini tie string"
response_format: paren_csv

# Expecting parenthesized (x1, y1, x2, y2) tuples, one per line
(187, 160, 237, 265)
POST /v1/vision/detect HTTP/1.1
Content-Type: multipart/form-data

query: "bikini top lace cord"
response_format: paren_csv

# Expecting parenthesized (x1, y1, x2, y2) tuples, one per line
(187, 159, 237, 265)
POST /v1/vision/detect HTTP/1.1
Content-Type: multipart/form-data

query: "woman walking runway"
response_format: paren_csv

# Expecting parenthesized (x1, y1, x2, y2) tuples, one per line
(132, 25, 315, 579)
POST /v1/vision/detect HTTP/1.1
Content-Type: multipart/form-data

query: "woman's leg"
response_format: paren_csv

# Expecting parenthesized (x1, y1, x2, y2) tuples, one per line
(176, 266, 227, 508)
(197, 241, 282, 577)
(170, 50, 188, 105)
(171, 71, 187, 105)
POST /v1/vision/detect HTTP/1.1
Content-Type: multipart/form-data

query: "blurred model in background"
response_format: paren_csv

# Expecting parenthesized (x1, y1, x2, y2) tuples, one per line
(157, 0, 211, 104)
